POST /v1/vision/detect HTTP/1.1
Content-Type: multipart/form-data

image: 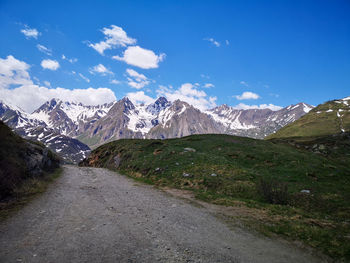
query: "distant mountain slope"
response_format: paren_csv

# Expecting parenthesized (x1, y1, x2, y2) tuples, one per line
(77, 97, 312, 147)
(0, 121, 60, 199)
(207, 102, 313, 138)
(1, 96, 314, 149)
(31, 98, 115, 136)
(266, 97, 350, 139)
(147, 100, 225, 139)
(0, 100, 90, 163)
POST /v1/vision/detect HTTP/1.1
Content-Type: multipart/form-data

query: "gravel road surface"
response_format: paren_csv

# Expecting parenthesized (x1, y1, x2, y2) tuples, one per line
(0, 166, 325, 263)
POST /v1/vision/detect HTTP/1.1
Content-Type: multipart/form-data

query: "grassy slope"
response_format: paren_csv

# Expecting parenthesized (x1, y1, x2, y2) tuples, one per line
(0, 120, 61, 199)
(267, 100, 350, 139)
(0, 168, 62, 221)
(81, 133, 350, 260)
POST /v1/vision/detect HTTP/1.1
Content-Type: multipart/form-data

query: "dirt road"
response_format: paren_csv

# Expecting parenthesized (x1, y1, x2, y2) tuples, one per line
(0, 166, 325, 263)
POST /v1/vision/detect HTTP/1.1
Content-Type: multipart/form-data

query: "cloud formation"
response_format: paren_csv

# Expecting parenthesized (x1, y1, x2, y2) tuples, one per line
(0, 55, 116, 112)
(113, 46, 165, 69)
(37, 44, 52, 55)
(126, 91, 155, 105)
(232, 103, 282, 111)
(88, 25, 136, 55)
(1, 85, 116, 112)
(110, 79, 121, 85)
(204, 38, 220, 47)
(235, 91, 260, 100)
(41, 59, 60, 70)
(78, 73, 90, 83)
(0, 55, 32, 88)
(204, 83, 214, 88)
(126, 68, 150, 89)
(240, 81, 249, 87)
(89, 64, 113, 75)
(62, 54, 77, 63)
(157, 83, 217, 111)
(20, 26, 40, 39)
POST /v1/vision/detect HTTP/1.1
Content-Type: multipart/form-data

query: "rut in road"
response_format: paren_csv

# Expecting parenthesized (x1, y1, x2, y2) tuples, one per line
(0, 166, 324, 263)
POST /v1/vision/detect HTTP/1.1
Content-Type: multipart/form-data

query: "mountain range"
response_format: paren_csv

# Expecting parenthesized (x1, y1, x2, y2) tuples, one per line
(0, 97, 315, 162)
(267, 96, 350, 139)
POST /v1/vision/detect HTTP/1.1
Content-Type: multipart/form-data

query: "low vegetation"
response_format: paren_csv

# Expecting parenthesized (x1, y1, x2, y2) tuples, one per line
(0, 120, 61, 217)
(80, 133, 350, 260)
(0, 168, 62, 221)
(267, 99, 350, 139)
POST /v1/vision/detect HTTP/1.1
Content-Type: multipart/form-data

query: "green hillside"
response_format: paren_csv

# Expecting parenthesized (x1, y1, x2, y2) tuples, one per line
(0, 121, 61, 200)
(267, 97, 350, 139)
(80, 133, 350, 259)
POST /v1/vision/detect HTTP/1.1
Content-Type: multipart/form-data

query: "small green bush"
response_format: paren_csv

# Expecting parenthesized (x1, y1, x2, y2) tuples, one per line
(258, 178, 290, 205)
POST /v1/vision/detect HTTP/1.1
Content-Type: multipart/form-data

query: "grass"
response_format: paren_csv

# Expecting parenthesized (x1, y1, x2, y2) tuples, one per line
(267, 99, 350, 139)
(0, 121, 61, 199)
(0, 168, 63, 221)
(80, 133, 350, 260)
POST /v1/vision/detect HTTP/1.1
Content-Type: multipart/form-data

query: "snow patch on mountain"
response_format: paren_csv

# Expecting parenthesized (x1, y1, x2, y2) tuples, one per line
(127, 104, 155, 133)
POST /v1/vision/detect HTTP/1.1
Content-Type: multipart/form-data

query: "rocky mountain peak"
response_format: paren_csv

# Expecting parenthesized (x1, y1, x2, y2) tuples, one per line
(146, 97, 171, 115)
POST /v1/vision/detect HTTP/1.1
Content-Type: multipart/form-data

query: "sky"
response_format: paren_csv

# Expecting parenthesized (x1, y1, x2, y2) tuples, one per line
(0, 0, 349, 113)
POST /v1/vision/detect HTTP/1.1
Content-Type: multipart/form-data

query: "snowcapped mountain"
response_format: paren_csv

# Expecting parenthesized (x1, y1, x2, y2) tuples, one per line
(147, 99, 225, 139)
(1, 96, 314, 150)
(0, 100, 46, 129)
(207, 102, 314, 138)
(268, 96, 350, 139)
(31, 98, 115, 136)
(0, 100, 90, 163)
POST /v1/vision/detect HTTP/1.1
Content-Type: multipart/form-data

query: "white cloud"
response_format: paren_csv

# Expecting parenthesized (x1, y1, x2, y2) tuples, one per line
(20, 26, 40, 39)
(269, 93, 279, 98)
(88, 25, 136, 55)
(0, 55, 32, 88)
(126, 91, 155, 105)
(225, 40, 230, 45)
(157, 83, 217, 111)
(126, 68, 147, 81)
(37, 44, 52, 56)
(41, 59, 60, 70)
(110, 79, 121, 85)
(43, 81, 51, 87)
(1, 85, 116, 113)
(235, 91, 260, 100)
(204, 83, 214, 88)
(113, 46, 165, 69)
(89, 64, 113, 75)
(0, 55, 116, 112)
(240, 81, 249, 87)
(62, 54, 77, 63)
(232, 103, 282, 111)
(126, 68, 150, 89)
(78, 73, 90, 83)
(200, 74, 210, 79)
(204, 38, 220, 47)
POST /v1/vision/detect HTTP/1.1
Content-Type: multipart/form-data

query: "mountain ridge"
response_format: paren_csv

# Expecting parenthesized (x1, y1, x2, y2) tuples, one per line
(1, 96, 315, 150)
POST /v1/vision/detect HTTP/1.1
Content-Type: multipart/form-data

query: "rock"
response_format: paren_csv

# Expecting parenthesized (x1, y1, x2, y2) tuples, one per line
(155, 167, 160, 172)
(318, 144, 326, 150)
(183, 173, 190, 177)
(175, 162, 179, 166)
(300, 189, 311, 194)
(184, 147, 196, 152)
(113, 155, 121, 168)
(210, 173, 217, 177)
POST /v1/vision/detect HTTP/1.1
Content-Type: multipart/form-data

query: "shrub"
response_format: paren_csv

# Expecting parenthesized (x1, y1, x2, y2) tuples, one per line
(257, 178, 290, 205)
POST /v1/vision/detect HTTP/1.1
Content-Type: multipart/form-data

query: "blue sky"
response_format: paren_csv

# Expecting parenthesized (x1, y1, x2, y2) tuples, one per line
(0, 0, 349, 112)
